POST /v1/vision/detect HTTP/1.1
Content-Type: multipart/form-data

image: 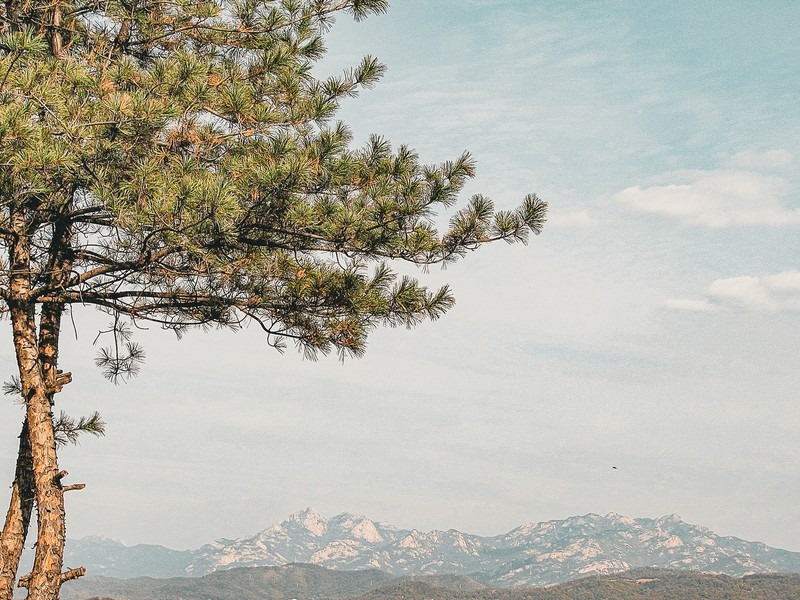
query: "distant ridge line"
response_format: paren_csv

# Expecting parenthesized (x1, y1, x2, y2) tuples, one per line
(48, 509, 800, 588)
(58, 564, 800, 600)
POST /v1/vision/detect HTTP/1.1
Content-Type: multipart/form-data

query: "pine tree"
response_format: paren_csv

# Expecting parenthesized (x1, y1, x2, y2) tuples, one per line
(0, 1, 547, 597)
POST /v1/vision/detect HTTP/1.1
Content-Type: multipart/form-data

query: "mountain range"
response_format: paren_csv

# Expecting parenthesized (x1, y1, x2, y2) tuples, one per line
(51, 508, 800, 588)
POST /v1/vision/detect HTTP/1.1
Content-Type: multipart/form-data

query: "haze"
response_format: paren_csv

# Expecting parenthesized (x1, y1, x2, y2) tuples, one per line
(1, 0, 798, 553)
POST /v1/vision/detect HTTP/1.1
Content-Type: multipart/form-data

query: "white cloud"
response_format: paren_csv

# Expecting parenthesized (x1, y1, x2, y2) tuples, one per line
(667, 272, 800, 312)
(615, 169, 798, 227)
(709, 272, 800, 311)
(708, 276, 774, 309)
(729, 149, 793, 169)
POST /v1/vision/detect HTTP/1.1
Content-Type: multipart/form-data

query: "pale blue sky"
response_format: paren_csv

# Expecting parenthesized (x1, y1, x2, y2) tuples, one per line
(1, 1, 799, 552)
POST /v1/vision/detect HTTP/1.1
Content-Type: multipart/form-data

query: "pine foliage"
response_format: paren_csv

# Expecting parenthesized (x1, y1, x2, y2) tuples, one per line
(53, 411, 105, 447)
(0, 0, 547, 364)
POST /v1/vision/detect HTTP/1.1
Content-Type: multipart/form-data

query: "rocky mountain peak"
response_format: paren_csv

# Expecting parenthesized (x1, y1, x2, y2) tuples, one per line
(327, 513, 380, 540)
(285, 507, 327, 537)
(655, 513, 686, 528)
(63, 510, 800, 588)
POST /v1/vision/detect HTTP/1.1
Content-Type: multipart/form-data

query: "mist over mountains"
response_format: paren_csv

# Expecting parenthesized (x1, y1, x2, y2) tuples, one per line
(55, 508, 800, 587)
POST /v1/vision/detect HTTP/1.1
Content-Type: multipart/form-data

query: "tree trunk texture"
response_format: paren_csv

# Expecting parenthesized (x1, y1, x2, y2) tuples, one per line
(0, 306, 72, 598)
(7, 210, 79, 599)
(9, 304, 69, 600)
(0, 420, 34, 600)
(48, 2, 63, 57)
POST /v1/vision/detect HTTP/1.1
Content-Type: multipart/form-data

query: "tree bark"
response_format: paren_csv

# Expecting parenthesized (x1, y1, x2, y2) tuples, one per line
(0, 299, 71, 600)
(48, 1, 63, 57)
(9, 307, 68, 600)
(7, 210, 73, 600)
(0, 420, 35, 600)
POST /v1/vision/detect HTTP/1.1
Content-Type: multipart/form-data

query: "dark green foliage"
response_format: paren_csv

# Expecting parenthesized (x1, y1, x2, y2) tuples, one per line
(60, 566, 800, 600)
(61, 563, 397, 600)
(52, 411, 105, 447)
(355, 569, 800, 600)
(0, 0, 547, 366)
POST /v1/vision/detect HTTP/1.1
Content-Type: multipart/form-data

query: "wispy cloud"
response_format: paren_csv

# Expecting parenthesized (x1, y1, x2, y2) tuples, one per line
(728, 149, 793, 169)
(546, 210, 591, 228)
(666, 272, 800, 312)
(615, 168, 797, 227)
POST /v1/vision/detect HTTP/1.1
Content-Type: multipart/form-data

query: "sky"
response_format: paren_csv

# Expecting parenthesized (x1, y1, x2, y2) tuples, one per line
(1, 0, 800, 553)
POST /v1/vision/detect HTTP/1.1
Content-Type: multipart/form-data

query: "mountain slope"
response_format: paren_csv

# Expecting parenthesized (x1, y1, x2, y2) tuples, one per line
(59, 563, 479, 600)
(59, 509, 800, 587)
(58, 566, 800, 600)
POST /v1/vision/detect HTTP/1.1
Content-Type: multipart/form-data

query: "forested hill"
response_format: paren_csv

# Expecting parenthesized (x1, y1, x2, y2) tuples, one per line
(354, 571, 800, 600)
(61, 565, 800, 600)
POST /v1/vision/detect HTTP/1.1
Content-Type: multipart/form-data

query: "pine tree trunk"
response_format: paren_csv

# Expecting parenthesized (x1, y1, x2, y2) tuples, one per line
(0, 420, 35, 600)
(9, 304, 69, 600)
(0, 307, 72, 599)
(7, 211, 80, 599)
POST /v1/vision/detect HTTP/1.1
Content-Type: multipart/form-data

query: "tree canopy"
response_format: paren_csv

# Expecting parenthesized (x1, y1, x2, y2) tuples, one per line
(0, 0, 547, 598)
(0, 0, 545, 360)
